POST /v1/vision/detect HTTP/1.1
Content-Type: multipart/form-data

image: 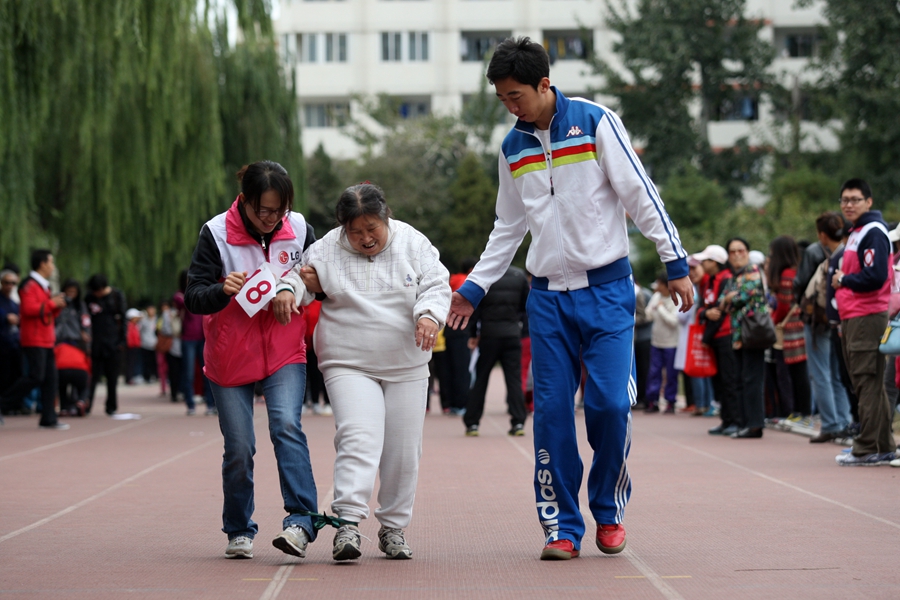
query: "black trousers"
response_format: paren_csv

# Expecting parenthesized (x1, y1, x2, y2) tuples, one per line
(431, 349, 452, 411)
(709, 336, 740, 427)
(444, 329, 471, 411)
(166, 353, 182, 402)
(634, 338, 651, 406)
(464, 336, 527, 428)
(59, 368, 89, 412)
(306, 344, 328, 405)
(2, 346, 58, 426)
(90, 351, 120, 415)
(735, 347, 766, 430)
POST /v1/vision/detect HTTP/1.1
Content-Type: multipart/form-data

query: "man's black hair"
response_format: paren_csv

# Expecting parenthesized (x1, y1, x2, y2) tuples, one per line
(87, 274, 108, 292)
(30, 249, 52, 272)
(840, 178, 872, 200)
(486, 37, 550, 89)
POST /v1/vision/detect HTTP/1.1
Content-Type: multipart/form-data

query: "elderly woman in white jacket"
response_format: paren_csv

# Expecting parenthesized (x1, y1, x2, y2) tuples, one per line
(273, 182, 451, 562)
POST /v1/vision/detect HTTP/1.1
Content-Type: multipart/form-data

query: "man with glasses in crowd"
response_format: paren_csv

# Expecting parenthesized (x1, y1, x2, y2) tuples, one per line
(831, 178, 897, 466)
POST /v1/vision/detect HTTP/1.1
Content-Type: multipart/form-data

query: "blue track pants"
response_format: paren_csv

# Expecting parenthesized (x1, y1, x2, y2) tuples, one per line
(527, 276, 635, 550)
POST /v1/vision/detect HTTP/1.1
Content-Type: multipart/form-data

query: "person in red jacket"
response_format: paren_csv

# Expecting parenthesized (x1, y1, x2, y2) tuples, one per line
(0, 250, 69, 429)
(184, 160, 318, 560)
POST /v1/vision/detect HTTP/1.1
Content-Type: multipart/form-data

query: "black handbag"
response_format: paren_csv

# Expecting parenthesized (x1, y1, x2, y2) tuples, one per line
(740, 310, 777, 349)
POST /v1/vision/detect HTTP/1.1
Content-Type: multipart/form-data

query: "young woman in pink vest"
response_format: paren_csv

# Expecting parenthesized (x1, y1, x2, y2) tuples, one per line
(184, 161, 319, 560)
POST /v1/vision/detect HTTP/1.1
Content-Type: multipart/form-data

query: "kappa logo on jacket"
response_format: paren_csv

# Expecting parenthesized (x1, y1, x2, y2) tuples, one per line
(566, 125, 584, 138)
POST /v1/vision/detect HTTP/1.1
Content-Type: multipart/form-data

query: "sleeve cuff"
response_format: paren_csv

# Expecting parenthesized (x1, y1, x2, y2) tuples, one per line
(665, 258, 689, 281)
(457, 280, 487, 309)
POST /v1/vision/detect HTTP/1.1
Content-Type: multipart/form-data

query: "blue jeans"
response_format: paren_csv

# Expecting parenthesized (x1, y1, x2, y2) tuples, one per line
(804, 325, 851, 433)
(210, 362, 318, 541)
(691, 376, 713, 410)
(181, 339, 214, 410)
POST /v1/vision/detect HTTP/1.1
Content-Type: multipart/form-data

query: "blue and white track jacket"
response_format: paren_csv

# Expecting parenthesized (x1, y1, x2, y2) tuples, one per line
(458, 88, 688, 308)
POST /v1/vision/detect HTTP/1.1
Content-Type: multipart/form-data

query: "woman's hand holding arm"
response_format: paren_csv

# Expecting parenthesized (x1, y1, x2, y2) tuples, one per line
(416, 317, 440, 351)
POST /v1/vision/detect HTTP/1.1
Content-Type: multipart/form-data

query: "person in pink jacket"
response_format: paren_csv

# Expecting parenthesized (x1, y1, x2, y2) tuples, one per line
(184, 161, 319, 560)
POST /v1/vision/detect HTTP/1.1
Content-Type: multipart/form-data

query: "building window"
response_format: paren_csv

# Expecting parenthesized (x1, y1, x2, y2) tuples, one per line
(542, 30, 591, 62)
(460, 31, 511, 62)
(717, 96, 759, 122)
(784, 33, 816, 58)
(382, 32, 403, 62)
(396, 97, 430, 119)
(775, 28, 818, 58)
(281, 33, 298, 63)
(300, 33, 318, 63)
(303, 103, 350, 128)
(409, 32, 429, 61)
(325, 33, 348, 62)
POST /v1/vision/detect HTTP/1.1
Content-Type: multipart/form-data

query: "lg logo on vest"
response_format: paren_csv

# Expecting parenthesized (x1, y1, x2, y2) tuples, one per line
(277, 250, 301, 265)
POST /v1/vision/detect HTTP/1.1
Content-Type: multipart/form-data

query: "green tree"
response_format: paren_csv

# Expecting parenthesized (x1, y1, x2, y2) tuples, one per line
(440, 153, 499, 270)
(305, 143, 344, 236)
(588, 0, 777, 188)
(0, 0, 299, 301)
(796, 0, 900, 203)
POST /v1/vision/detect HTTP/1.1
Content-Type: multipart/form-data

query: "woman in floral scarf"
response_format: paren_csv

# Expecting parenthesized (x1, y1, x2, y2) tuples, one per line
(722, 237, 770, 438)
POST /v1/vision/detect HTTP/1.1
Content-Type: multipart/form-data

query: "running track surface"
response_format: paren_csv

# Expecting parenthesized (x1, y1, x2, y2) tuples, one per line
(1, 369, 898, 600)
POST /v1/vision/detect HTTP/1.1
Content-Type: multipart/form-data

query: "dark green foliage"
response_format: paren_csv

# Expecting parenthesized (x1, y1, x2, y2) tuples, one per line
(587, 0, 777, 185)
(0, 0, 300, 302)
(306, 143, 344, 236)
(440, 153, 499, 270)
(796, 0, 900, 204)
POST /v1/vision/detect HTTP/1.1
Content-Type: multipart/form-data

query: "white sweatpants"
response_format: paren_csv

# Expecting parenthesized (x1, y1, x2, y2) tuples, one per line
(327, 374, 428, 529)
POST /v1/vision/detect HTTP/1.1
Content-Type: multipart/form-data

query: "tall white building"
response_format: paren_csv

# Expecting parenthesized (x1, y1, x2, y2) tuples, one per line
(275, 0, 834, 160)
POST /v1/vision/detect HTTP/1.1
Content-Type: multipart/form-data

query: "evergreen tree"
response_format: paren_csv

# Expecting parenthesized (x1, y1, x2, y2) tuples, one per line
(797, 0, 900, 202)
(440, 153, 498, 270)
(588, 0, 776, 188)
(306, 143, 343, 236)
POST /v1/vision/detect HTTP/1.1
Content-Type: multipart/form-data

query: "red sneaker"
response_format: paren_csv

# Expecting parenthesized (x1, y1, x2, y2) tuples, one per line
(540, 539, 580, 560)
(596, 524, 626, 554)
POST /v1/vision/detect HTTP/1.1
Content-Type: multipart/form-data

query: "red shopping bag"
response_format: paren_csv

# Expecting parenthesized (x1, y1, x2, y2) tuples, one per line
(683, 323, 717, 378)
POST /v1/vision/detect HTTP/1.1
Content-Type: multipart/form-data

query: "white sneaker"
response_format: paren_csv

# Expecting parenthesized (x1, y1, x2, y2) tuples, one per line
(39, 422, 70, 430)
(225, 536, 253, 559)
(272, 525, 309, 558)
(332, 524, 362, 561)
(313, 403, 333, 416)
(890, 457, 900, 467)
(377, 525, 412, 559)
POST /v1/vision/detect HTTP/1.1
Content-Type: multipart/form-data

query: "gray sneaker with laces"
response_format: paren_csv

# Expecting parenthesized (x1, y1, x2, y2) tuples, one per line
(333, 524, 362, 561)
(225, 536, 253, 559)
(378, 526, 412, 559)
(272, 525, 309, 558)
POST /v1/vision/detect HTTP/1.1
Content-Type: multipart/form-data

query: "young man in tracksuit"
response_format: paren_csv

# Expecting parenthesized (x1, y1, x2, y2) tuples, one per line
(447, 37, 692, 560)
(831, 178, 897, 466)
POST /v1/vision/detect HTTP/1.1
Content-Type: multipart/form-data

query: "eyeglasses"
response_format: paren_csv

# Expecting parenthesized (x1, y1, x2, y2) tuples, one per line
(254, 207, 285, 219)
(839, 196, 867, 205)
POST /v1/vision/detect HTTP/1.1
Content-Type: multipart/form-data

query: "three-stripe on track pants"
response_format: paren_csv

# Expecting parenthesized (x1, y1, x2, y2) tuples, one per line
(528, 276, 635, 550)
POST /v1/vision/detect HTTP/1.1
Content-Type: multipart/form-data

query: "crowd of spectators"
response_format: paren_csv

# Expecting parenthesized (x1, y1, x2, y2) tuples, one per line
(633, 178, 899, 467)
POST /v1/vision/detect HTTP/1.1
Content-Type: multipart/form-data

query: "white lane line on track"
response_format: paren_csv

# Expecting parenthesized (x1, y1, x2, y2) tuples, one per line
(0, 418, 155, 463)
(649, 433, 900, 531)
(489, 416, 685, 600)
(261, 486, 334, 600)
(0, 436, 220, 544)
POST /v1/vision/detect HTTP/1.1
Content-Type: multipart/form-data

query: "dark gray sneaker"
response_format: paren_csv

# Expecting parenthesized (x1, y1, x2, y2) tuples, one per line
(272, 525, 309, 558)
(377, 526, 412, 559)
(332, 524, 362, 561)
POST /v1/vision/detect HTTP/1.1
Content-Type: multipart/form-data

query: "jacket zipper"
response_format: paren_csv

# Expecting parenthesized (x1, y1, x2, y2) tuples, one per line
(528, 116, 571, 290)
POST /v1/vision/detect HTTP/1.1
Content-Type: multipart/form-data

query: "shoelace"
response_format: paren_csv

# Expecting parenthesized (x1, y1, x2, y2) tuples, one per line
(379, 527, 408, 548)
(335, 525, 372, 544)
